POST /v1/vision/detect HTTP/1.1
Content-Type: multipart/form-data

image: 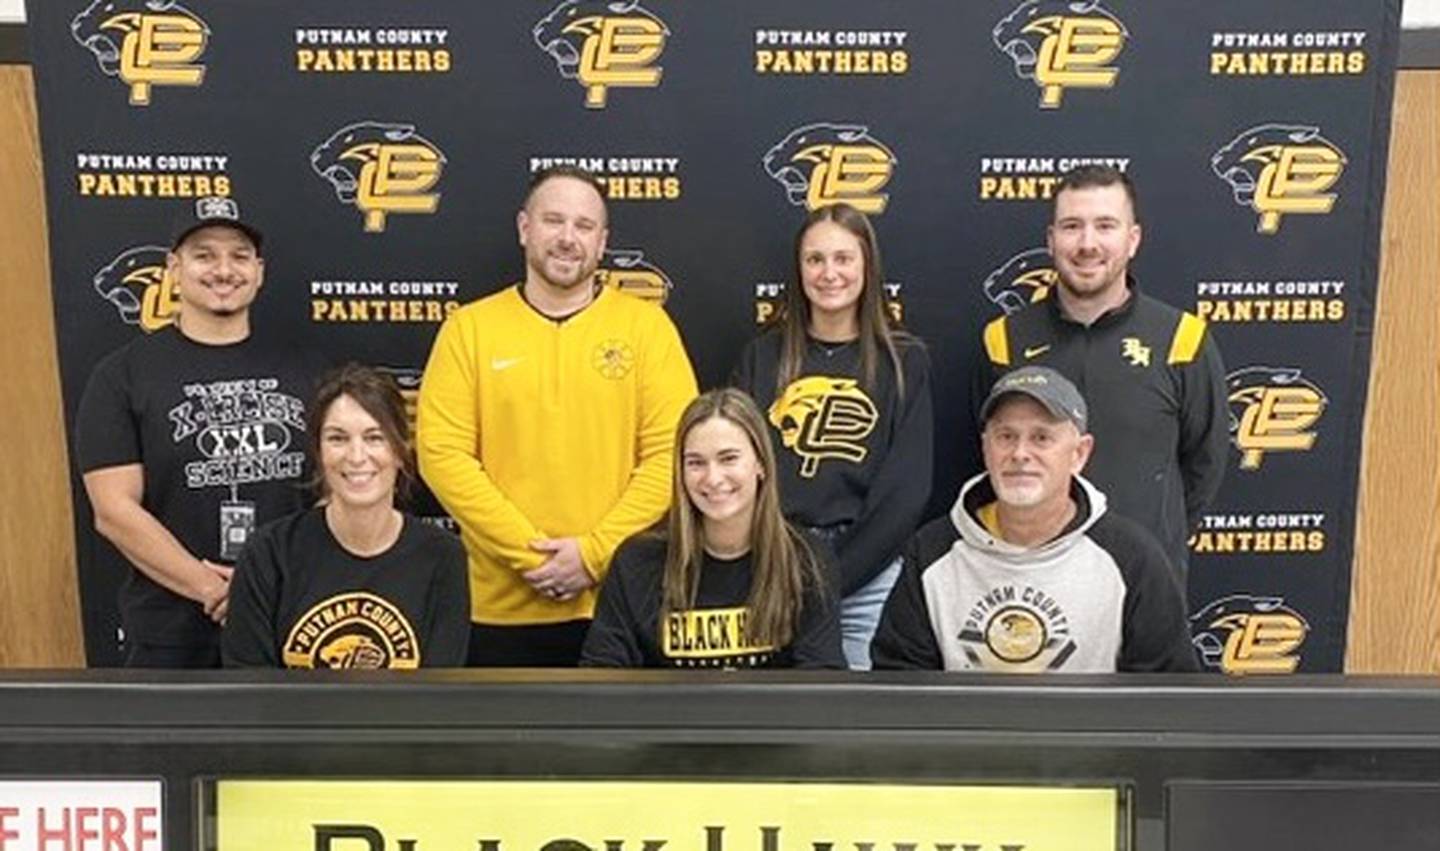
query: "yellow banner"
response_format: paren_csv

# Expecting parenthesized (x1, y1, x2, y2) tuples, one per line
(665, 607, 775, 659)
(216, 780, 1118, 851)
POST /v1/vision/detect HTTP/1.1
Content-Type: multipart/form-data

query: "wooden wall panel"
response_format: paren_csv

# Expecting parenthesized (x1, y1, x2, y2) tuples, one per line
(0, 65, 84, 667)
(0, 65, 1435, 671)
(1349, 70, 1440, 674)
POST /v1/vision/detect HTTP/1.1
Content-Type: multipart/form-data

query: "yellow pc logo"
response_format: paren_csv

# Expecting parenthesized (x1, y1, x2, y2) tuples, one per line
(1226, 366, 1327, 471)
(762, 123, 898, 215)
(311, 122, 446, 233)
(598, 248, 674, 305)
(71, 0, 208, 106)
(376, 367, 424, 447)
(1191, 595, 1310, 676)
(1213, 123, 1347, 234)
(92, 245, 179, 332)
(993, 0, 1127, 109)
(534, 0, 668, 109)
(769, 377, 879, 477)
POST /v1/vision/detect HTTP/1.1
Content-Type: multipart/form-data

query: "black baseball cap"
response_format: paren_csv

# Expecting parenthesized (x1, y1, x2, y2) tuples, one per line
(980, 366, 1088, 432)
(170, 196, 264, 254)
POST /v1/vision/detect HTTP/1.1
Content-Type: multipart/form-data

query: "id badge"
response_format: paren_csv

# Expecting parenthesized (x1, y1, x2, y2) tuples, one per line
(219, 500, 257, 561)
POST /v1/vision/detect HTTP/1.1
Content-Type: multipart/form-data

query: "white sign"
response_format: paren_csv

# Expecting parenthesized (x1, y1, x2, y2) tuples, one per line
(0, 781, 162, 851)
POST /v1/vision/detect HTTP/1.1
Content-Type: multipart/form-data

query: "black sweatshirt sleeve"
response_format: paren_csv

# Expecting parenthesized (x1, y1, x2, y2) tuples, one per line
(790, 544, 845, 669)
(790, 601, 845, 669)
(578, 539, 651, 667)
(424, 536, 471, 667)
(834, 342, 934, 594)
(1107, 517, 1201, 672)
(1178, 330, 1229, 533)
(870, 533, 943, 670)
(221, 525, 284, 668)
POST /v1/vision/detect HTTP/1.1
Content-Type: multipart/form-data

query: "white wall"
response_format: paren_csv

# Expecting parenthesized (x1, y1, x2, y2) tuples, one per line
(1409, 0, 1440, 27)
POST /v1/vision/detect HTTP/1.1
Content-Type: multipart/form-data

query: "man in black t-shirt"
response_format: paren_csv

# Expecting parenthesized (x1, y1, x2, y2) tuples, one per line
(76, 197, 317, 668)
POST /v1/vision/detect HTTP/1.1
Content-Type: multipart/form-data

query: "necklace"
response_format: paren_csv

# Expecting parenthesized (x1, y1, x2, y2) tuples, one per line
(812, 337, 855, 359)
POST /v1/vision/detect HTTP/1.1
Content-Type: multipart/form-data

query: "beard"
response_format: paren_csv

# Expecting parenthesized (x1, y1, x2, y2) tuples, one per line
(991, 473, 1049, 508)
(1055, 255, 1127, 301)
(532, 250, 596, 290)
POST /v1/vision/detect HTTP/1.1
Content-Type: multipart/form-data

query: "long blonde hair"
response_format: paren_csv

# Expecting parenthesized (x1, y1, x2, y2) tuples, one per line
(661, 389, 826, 646)
(774, 202, 911, 400)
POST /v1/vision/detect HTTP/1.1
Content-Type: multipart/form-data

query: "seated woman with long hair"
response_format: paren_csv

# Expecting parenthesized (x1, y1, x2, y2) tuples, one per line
(581, 388, 843, 669)
(223, 364, 469, 669)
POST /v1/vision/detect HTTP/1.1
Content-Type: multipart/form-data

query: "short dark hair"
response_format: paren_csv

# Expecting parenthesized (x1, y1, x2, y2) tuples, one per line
(525, 164, 608, 214)
(1054, 164, 1140, 223)
(308, 363, 415, 502)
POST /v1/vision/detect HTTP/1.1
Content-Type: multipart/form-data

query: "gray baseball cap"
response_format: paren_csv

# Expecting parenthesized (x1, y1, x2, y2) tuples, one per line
(980, 366, 1088, 432)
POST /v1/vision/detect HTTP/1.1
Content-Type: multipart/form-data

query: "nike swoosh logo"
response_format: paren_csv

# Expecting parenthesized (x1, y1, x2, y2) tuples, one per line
(491, 357, 524, 371)
(1024, 345, 1051, 359)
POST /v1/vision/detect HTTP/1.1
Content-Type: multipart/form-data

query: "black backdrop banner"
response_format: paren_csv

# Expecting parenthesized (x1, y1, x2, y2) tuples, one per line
(26, 0, 1401, 671)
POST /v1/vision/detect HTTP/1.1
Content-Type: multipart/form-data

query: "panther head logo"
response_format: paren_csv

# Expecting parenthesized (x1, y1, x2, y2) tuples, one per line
(761, 122, 895, 207)
(1211, 123, 1340, 205)
(992, 0, 1124, 79)
(599, 248, 673, 304)
(533, 0, 667, 78)
(768, 376, 878, 477)
(1225, 366, 1327, 435)
(309, 121, 445, 205)
(317, 634, 387, 669)
(987, 607, 1047, 663)
(71, 0, 203, 76)
(1190, 594, 1309, 674)
(983, 248, 1056, 315)
(92, 245, 173, 329)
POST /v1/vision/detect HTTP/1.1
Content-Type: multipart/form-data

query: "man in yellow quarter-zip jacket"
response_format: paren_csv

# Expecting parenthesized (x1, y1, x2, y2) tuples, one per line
(417, 165, 697, 666)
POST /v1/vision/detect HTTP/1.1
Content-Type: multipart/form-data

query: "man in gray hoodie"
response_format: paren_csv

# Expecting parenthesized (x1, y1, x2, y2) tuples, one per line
(872, 366, 1198, 672)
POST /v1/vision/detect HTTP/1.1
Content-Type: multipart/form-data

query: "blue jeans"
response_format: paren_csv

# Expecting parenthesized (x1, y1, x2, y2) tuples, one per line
(840, 557, 902, 670)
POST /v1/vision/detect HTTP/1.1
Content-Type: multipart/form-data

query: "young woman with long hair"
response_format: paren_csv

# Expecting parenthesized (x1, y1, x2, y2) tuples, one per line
(580, 389, 843, 668)
(223, 363, 469, 668)
(732, 202, 934, 669)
